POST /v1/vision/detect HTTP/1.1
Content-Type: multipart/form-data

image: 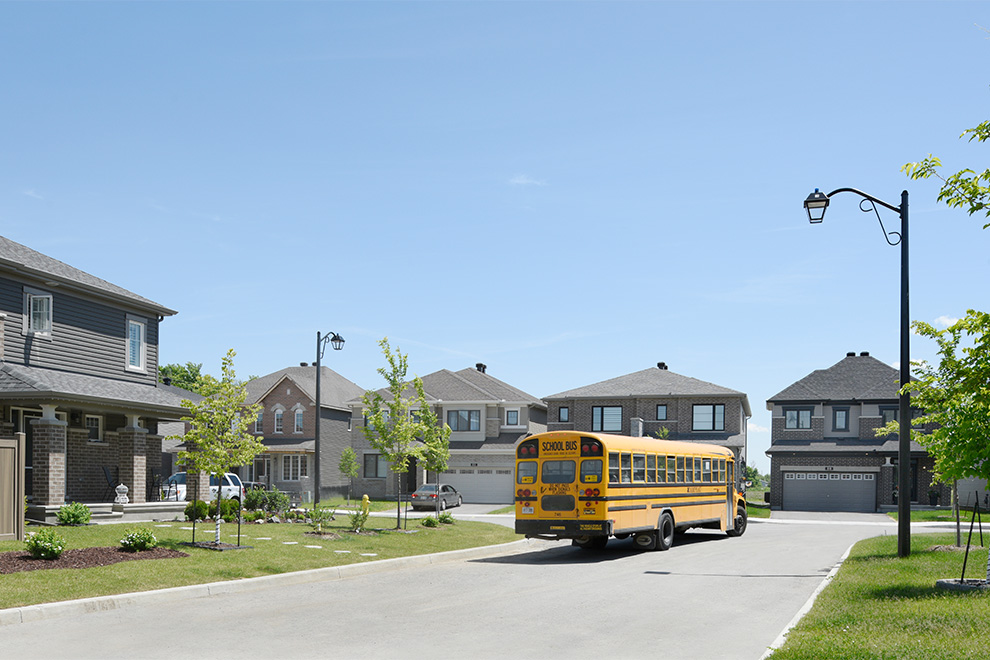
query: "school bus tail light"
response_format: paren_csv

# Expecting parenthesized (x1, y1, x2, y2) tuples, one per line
(584, 488, 600, 497)
(581, 440, 603, 456)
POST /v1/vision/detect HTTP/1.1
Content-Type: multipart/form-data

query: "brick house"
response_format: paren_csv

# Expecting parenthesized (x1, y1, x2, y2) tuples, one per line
(0, 235, 191, 519)
(243, 365, 364, 502)
(544, 362, 750, 466)
(765, 351, 942, 512)
(350, 363, 546, 503)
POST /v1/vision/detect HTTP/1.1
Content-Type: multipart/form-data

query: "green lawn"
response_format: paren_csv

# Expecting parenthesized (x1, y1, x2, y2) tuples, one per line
(0, 518, 520, 610)
(887, 507, 988, 524)
(769, 533, 990, 659)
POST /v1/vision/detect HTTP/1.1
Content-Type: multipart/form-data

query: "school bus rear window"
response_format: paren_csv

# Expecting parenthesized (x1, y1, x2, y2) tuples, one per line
(542, 460, 576, 484)
(517, 461, 537, 484)
(581, 459, 603, 484)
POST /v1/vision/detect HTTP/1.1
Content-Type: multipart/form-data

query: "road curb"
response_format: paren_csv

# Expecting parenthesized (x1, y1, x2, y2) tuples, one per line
(759, 541, 854, 658)
(0, 538, 544, 627)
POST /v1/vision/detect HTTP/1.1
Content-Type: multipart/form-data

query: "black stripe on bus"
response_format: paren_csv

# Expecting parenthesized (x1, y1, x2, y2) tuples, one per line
(652, 499, 727, 508)
(590, 492, 724, 503)
(608, 504, 648, 512)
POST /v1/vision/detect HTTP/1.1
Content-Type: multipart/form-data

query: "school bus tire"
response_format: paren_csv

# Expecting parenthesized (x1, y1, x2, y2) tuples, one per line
(657, 512, 675, 551)
(727, 506, 748, 537)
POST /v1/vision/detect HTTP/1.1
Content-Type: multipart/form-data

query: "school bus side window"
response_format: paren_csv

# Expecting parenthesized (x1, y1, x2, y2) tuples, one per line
(581, 459, 603, 484)
(667, 456, 676, 483)
(694, 457, 703, 482)
(632, 454, 646, 482)
(517, 461, 537, 484)
(621, 453, 632, 483)
(703, 458, 712, 483)
(608, 453, 620, 483)
(719, 459, 726, 483)
(676, 456, 685, 483)
(646, 454, 656, 483)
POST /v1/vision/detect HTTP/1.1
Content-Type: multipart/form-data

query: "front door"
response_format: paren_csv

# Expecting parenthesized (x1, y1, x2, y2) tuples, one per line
(253, 456, 272, 487)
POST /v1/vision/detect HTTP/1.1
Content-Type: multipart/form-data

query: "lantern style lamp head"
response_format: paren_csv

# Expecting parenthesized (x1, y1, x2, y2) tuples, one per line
(804, 188, 830, 224)
(330, 333, 345, 351)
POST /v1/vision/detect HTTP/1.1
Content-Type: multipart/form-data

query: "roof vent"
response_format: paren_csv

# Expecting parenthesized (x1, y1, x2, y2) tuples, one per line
(657, 362, 668, 370)
(300, 362, 308, 367)
(860, 351, 870, 357)
(476, 363, 487, 373)
(846, 352, 856, 357)
(162, 377, 172, 386)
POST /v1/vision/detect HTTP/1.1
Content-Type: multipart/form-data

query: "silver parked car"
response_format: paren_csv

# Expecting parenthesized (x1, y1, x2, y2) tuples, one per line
(410, 483, 463, 511)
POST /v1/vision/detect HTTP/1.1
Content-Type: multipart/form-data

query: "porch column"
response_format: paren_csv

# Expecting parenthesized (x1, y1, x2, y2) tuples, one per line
(30, 408, 67, 506)
(117, 418, 148, 504)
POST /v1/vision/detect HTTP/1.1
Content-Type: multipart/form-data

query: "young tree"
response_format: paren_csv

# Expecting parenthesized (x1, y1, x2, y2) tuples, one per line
(903, 119, 990, 228)
(170, 349, 265, 544)
(879, 311, 990, 580)
(413, 377, 451, 517)
(362, 338, 428, 529)
(159, 361, 210, 394)
(338, 446, 360, 506)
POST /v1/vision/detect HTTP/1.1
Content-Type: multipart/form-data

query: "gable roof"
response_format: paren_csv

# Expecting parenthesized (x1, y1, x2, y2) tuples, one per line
(0, 235, 176, 316)
(767, 353, 900, 405)
(353, 366, 545, 408)
(245, 366, 365, 412)
(545, 366, 751, 416)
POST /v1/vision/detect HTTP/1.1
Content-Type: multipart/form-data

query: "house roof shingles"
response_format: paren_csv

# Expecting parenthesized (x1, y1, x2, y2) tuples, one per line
(0, 235, 177, 316)
(767, 353, 900, 404)
(246, 366, 365, 412)
(354, 367, 545, 408)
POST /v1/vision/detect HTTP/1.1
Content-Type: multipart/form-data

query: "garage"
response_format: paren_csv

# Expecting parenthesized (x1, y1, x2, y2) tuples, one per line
(782, 470, 877, 512)
(441, 465, 514, 504)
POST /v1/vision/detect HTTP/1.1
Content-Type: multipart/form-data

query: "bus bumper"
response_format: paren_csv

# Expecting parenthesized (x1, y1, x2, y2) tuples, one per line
(515, 519, 612, 539)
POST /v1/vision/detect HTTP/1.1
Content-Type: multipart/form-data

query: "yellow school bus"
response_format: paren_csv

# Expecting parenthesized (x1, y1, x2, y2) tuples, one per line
(514, 431, 747, 550)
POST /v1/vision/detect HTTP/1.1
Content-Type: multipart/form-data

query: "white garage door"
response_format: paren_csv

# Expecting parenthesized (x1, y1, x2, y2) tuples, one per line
(782, 470, 877, 512)
(442, 467, 514, 504)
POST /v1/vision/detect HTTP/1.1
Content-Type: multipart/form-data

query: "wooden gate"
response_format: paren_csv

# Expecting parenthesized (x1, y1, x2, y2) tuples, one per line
(0, 433, 26, 541)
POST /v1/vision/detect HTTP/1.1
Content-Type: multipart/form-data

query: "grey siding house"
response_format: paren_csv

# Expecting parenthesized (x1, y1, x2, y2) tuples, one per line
(350, 363, 546, 504)
(765, 351, 941, 512)
(0, 235, 191, 518)
(244, 365, 365, 502)
(544, 362, 750, 466)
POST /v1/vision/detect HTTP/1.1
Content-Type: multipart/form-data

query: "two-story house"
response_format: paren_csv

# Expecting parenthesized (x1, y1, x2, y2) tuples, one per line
(765, 351, 941, 512)
(243, 364, 365, 502)
(350, 364, 546, 503)
(0, 235, 191, 520)
(544, 362, 750, 466)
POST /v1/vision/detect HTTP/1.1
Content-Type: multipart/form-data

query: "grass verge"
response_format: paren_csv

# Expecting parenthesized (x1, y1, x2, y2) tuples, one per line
(770, 533, 990, 659)
(0, 518, 520, 610)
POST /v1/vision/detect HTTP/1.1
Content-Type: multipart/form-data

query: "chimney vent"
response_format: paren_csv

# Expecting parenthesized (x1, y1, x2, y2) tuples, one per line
(476, 363, 487, 373)
(657, 362, 668, 370)
(846, 352, 856, 357)
(860, 351, 870, 357)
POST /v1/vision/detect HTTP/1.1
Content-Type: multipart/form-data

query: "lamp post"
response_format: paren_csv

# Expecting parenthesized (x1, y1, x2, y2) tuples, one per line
(314, 330, 345, 505)
(804, 187, 911, 558)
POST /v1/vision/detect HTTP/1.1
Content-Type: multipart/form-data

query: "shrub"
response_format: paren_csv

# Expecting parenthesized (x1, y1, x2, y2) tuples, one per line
(120, 528, 158, 552)
(309, 506, 336, 532)
(56, 502, 91, 526)
(420, 516, 439, 528)
(208, 498, 241, 522)
(438, 511, 454, 525)
(25, 528, 66, 559)
(263, 489, 290, 514)
(243, 487, 266, 511)
(242, 510, 264, 523)
(349, 509, 369, 532)
(184, 499, 208, 521)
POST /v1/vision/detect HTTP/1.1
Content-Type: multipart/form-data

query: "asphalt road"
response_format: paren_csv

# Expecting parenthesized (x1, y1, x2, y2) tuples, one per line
(1, 513, 932, 660)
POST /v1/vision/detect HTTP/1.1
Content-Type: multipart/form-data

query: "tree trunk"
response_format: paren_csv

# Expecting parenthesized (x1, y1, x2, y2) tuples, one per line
(214, 482, 222, 544)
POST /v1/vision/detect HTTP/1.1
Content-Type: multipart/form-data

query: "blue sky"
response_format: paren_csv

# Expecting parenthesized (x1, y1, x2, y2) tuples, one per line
(2, 1, 988, 472)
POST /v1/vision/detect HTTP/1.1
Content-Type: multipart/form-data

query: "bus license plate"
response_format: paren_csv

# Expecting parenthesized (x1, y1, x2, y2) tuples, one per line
(521, 506, 534, 515)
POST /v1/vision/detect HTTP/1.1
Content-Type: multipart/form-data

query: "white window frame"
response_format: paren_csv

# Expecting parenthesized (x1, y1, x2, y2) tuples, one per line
(505, 408, 520, 426)
(125, 315, 147, 372)
(23, 287, 53, 338)
(254, 412, 263, 434)
(274, 409, 284, 434)
(294, 409, 304, 433)
(85, 414, 104, 442)
(281, 454, 308, 481)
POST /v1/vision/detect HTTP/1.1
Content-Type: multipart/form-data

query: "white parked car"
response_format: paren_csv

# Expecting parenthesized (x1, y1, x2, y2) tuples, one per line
(161, 472, 245, 502)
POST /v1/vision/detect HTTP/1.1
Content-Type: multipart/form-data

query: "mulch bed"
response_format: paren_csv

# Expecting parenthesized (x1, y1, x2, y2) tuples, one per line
(0, 546, 189, 574)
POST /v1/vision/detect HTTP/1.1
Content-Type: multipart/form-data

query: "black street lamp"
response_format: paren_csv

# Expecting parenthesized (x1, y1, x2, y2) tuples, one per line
(804, 187, 912, 558)
(314, 330, 345, 505)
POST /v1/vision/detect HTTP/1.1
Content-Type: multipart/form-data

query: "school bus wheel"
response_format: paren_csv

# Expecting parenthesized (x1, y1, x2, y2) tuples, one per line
(657, 512, 675, 551)
(727, 506, 748, 538)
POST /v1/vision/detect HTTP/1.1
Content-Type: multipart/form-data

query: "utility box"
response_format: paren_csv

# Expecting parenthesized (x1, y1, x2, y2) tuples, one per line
(0, 432, 26, 541)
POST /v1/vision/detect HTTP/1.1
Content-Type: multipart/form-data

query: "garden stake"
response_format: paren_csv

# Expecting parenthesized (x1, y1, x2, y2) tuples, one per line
(960, 494, 981, 582)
